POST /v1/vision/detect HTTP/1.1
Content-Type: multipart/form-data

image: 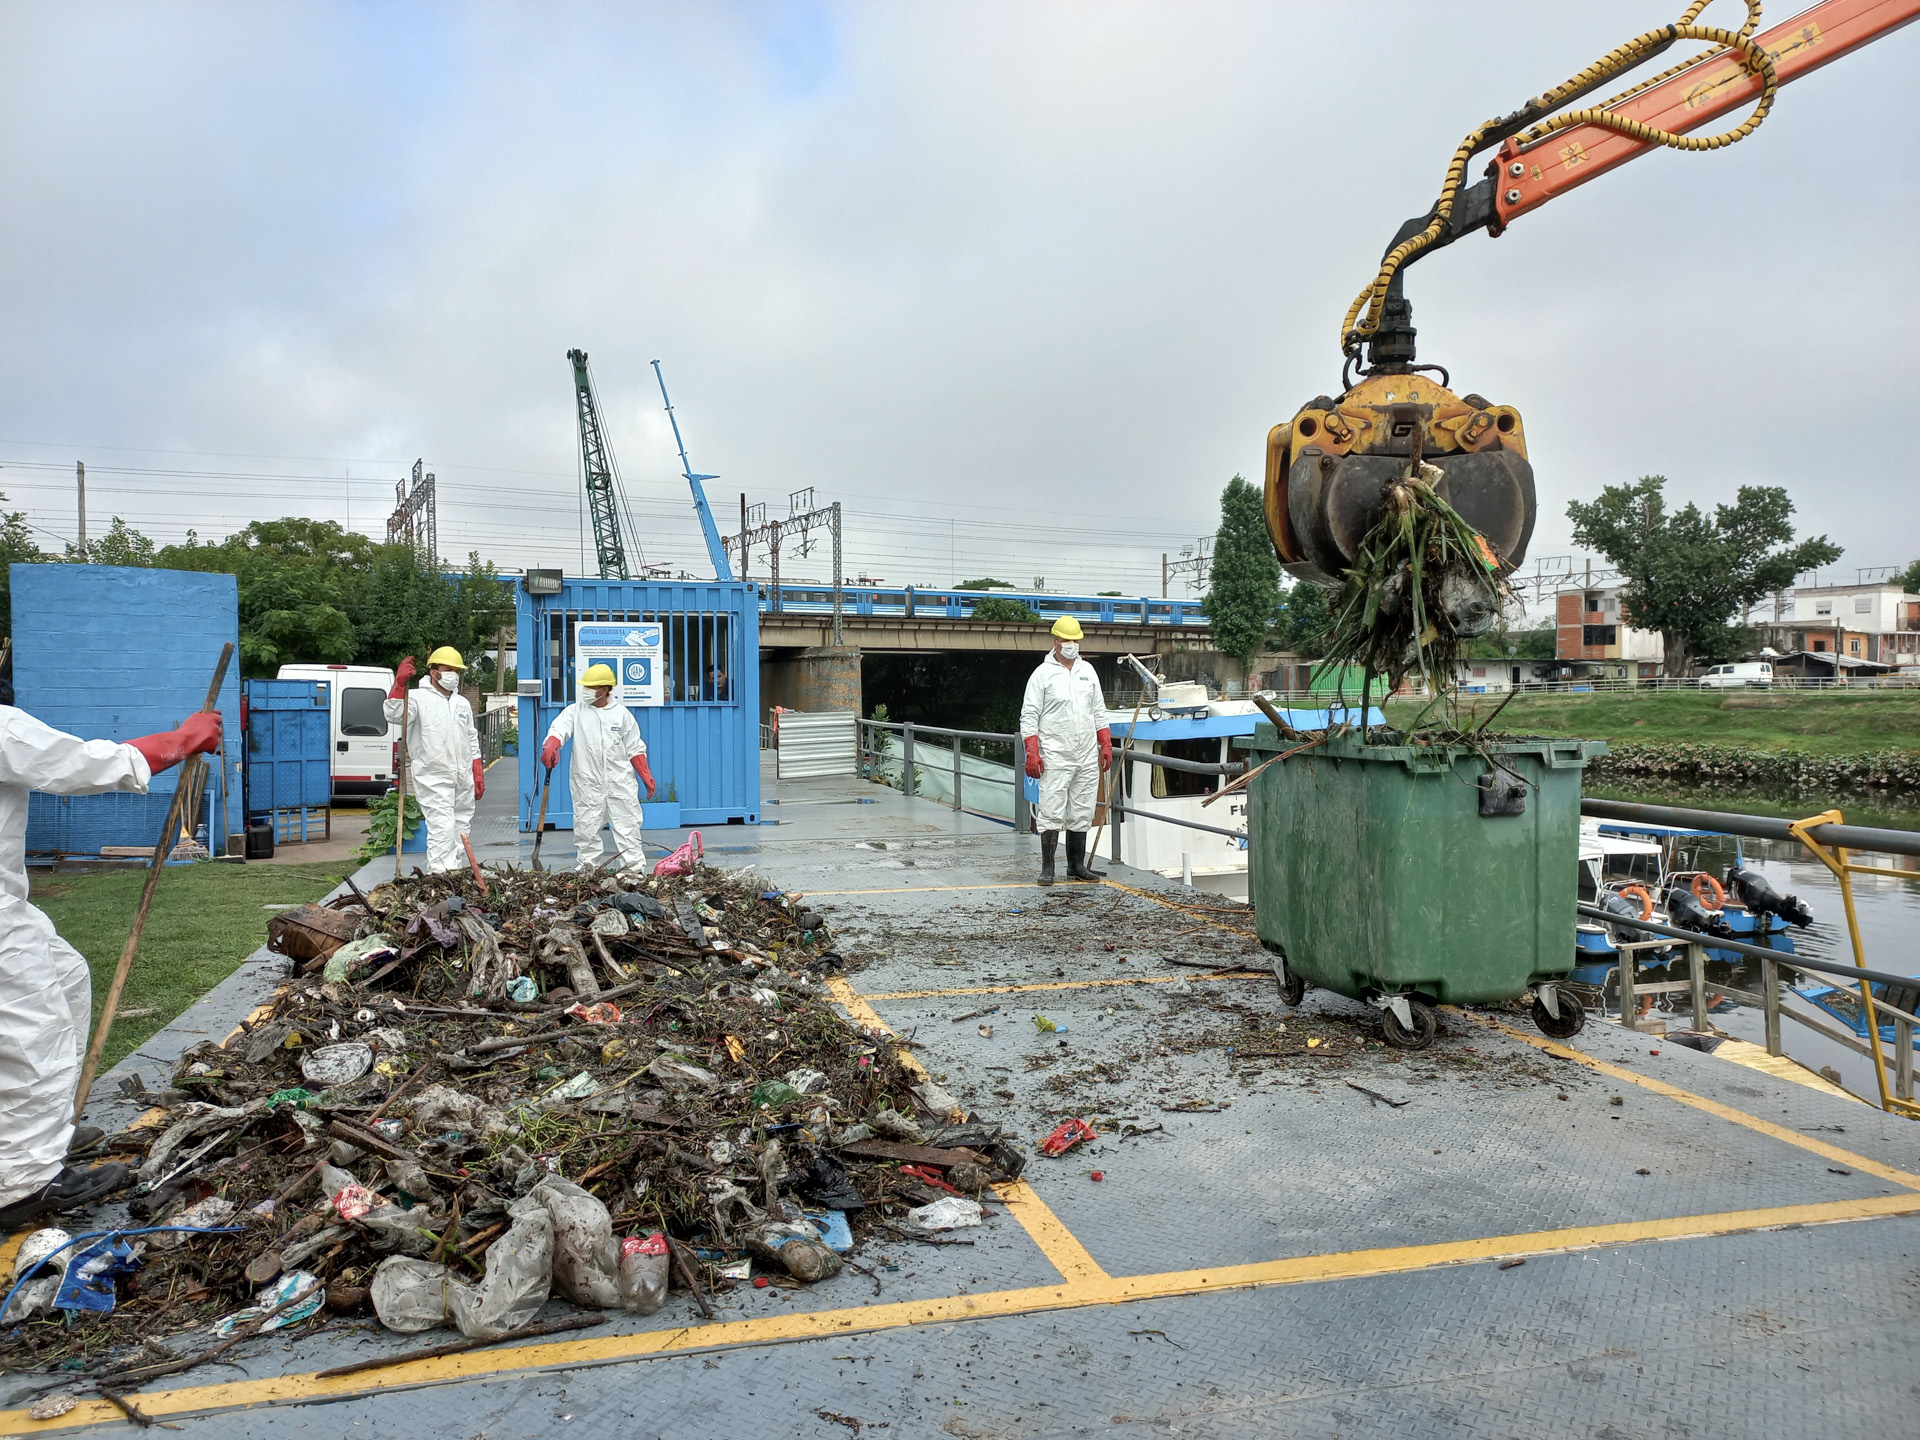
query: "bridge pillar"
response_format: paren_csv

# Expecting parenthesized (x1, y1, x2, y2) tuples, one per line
(761, 645, 863, 724)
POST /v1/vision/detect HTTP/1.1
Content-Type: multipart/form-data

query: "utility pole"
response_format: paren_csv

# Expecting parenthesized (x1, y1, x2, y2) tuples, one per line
(75, 462, 87, 562)
(739, 495, 749, 582)
(1161, 552, 1168, 599)
(494, 623, 509, 695)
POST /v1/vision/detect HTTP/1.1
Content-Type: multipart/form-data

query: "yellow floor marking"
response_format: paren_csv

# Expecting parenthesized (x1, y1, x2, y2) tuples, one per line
(823, 975, 931, 1081)
(1712, 1037, 1866, 1104)
(991, 1178, 1109, 1283)
(862, 972, 1266, 1002)
(1098, 878, 1256, 939)
(10, 1191, 1916, 1435)
(803, 883, 1041, 897)
(1479, 1016, 1920, 1190)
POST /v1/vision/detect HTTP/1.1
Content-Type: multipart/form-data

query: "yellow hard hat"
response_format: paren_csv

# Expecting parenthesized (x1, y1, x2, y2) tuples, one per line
(582, 662, 617, 689)
(426, 645, 466, 670)
(1050, 616, 1084, 641)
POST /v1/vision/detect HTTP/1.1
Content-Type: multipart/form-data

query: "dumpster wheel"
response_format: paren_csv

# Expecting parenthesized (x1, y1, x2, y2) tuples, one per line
(1532, 990, 1586, 1040)
(1274, 959, 1306, 1007)
(1379, 999, 1438, 1050)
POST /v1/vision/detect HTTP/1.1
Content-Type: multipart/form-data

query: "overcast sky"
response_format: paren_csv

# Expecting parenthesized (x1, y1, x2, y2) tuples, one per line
(1, 1, 1914, 606)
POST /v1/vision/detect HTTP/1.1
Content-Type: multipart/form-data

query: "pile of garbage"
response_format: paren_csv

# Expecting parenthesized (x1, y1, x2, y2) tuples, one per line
(2, 859, 1027, 1383)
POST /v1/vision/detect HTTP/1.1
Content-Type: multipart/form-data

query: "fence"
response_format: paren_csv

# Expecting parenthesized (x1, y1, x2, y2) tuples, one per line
(1581, 797, 1920, 1119)
(475, 707, 514, 768)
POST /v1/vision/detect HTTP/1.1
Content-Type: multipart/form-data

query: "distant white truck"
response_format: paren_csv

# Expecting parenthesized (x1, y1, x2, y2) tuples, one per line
(276, 663, 398, 800)
(1697, 661, 1773, 689)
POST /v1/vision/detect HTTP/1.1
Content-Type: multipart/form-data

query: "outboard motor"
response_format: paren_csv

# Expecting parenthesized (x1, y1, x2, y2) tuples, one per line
(1665, 885, 1731, 938)
(1597, 889, 1651, 944)
(1725, 865, 1814, 928)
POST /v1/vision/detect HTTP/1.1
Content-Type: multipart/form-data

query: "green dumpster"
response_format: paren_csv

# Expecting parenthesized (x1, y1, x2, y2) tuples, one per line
(1244, 727, 1608, 1049)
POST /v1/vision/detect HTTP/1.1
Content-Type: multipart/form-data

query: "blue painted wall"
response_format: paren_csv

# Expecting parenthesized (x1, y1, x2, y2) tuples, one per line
(14, 565, 242, 856)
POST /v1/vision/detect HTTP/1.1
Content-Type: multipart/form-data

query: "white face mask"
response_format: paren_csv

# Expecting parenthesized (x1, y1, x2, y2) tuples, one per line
(435, 671, 459, 693)
(1058, 642, 1079, 662)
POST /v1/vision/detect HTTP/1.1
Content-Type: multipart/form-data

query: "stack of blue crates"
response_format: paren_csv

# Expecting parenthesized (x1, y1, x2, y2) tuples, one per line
(244, 679, 332, 843)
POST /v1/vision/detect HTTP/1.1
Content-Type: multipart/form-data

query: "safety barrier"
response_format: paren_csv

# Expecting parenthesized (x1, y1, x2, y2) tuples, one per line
(1581, 798, 1920, 1119)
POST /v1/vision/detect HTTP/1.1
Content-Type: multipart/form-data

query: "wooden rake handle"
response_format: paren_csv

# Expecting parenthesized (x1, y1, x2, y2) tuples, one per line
(72, 642, 234, 1119)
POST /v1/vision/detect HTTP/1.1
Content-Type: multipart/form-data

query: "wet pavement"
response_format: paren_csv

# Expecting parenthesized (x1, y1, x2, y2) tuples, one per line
(9, 758, 1920, 1438)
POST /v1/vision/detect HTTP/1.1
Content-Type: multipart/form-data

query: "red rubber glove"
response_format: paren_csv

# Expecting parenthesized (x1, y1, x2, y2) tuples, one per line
(389, 656, 417, 698)
(1024, 735, 1043, 779)
(1097, 727, 1113, 772)
(128, 711, 223, 775)
(540, 736, 561, 769)
(472, 758, 486, 800)
(633, 754, 657, 799)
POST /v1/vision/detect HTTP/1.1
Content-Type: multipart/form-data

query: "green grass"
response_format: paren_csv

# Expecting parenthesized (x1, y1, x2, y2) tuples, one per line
(1384, 688, 1920, 756)
(31, 861, 349, 1074)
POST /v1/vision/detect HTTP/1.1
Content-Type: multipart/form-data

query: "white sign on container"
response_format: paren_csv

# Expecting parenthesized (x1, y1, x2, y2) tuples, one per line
(575, 622, 665, 707)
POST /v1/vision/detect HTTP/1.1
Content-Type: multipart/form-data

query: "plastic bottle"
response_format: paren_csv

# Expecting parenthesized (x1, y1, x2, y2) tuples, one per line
(617, 1233, 669, 1315)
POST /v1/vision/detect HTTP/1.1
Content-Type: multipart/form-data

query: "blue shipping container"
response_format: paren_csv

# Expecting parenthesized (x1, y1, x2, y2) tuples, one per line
(516, 577, 760, 831)
(243, 679, 333, 816)
(14, 564, 242, 856)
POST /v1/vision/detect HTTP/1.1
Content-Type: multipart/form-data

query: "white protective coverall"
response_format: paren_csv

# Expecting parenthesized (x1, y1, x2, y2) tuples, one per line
(0, 708, 152, 1206)
(1019, 651, 1106, 832)
(545, 700, 649, 867)
(384, 679, 480, 874)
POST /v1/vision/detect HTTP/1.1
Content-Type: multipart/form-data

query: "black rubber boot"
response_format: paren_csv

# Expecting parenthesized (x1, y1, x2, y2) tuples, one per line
(1066, 831, 1105, 882)
(0, 1162, 131, 1230)
(66, 1125, 105, 1156)
(1037, 830, 1058, 887)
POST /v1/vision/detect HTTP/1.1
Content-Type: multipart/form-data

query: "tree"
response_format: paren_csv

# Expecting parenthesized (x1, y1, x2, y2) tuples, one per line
(1566, 476, 1841, 674)
(1270, 579, 1330, 657)
(969, 596, 1042, 623)
(1201, 475, 1282, 667)
(66, 517, 155, 566)
(955, 577, 1014, 591)
(1897, 558, 1920, 596)
(0, 494, 48, 637)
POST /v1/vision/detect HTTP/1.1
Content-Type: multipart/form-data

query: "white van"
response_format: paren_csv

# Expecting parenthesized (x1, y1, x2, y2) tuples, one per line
(276, 663, 398, 799)
(1697, 661, 1773, 689)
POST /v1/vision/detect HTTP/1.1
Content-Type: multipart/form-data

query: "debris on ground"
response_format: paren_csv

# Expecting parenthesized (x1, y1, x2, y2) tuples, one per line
(0, 860, 1027, 1385)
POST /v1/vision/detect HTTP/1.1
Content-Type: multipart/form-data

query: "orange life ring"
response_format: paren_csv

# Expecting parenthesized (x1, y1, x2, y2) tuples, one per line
(1690, 872, 1726, 910)
(1618, 884, 1654, 921)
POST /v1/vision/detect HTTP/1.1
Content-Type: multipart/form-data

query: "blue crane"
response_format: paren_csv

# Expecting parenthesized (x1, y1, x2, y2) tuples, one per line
(651, 359, 734, 582)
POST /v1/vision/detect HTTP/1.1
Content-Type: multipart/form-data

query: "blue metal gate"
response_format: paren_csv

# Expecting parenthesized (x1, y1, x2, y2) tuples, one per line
(515, 577, 761, 831)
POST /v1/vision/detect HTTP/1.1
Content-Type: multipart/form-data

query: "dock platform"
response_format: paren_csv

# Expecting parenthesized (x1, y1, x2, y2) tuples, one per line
(12, 759, 1920, 1438)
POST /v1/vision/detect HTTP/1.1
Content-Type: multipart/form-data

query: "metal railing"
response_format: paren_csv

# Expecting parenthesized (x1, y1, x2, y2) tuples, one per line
(1484, 674, 1920, 694)
(1581, 797, 1920, 1118)
(475, 709, 514, 767)
(858, 718, 1250, 843)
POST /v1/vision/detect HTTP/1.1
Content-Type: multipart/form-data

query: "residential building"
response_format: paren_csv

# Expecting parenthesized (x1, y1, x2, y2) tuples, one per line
(1759, 582, 1920, 669)
(1554, 586, 1665, 679)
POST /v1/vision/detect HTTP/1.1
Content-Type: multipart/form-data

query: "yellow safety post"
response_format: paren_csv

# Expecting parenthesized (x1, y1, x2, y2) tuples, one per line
(1788, 809, 1920, 1120)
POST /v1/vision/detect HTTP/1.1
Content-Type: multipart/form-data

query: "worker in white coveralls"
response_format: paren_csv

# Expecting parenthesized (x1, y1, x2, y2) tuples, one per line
(541, 662, 656, 871)
(1019, 616, 1112, 887)
(385, 647, 483, 875)
(0, 704, 222, 1228)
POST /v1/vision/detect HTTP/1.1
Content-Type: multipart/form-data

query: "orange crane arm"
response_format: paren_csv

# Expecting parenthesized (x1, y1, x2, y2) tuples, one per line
(1491, 0, 1920, 232)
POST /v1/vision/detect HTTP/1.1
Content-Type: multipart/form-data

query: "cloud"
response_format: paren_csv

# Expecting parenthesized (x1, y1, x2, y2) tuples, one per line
(0, 0, 1913, 596)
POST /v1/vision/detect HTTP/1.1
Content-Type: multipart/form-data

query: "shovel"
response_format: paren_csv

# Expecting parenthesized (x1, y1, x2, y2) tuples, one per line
(530, 762, 553, 872)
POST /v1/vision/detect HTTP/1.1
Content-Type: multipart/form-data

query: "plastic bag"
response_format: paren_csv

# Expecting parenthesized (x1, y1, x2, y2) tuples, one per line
(866, 1108, 926, 1143)
(617, 1234, 669, 1315)
(783, 1067, 828, 1095)
(652, 831, 703, 878)
(744, 1220, 843, 1283)
(322, 935, 395, 983)
(529, 1176, 619, 1309)
(152, 1196, 237, 1247)
(905, 1197, 982, 1231)
(408, 1084, 511, 1140)
(371, 1256, 449, 1333)
(444, 1195, 552, 1339)
(648, 1055, 718, 1091)
(211, 1270, 323, 1337)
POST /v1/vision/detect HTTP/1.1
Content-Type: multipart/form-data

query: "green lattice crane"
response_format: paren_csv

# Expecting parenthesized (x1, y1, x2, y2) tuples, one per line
(566, 347, 630, 580)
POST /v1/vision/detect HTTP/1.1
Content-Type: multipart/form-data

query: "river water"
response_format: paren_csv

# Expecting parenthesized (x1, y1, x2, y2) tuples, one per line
(1588, 783, 1920, 1102)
